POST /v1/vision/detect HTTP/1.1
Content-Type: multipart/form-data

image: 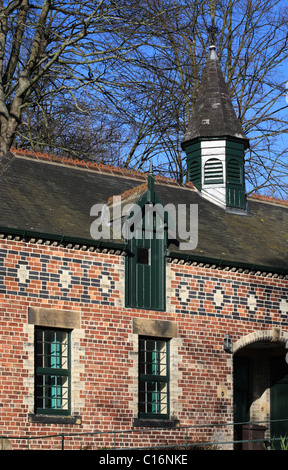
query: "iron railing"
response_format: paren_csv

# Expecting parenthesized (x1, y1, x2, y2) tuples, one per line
(1, 418, 288, 450)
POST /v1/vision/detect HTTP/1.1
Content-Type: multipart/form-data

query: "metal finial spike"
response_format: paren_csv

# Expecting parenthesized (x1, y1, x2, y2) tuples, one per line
(209, 44, 217, 61)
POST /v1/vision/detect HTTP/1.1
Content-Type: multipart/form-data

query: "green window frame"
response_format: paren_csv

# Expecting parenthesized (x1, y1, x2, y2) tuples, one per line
(139, 337, 170, 420)
(35, 327, 71, 415)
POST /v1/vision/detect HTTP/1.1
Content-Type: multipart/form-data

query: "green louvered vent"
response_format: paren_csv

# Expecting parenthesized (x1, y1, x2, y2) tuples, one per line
(226, 144, 245, 209)
(204, 158, 223, 184)
(189, 159, 201, 188)
(227, 158, 242, 184)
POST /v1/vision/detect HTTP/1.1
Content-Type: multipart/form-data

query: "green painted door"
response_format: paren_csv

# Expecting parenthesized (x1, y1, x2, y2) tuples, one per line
(270, 357, 288, 449)
(126, 204, 166, 311)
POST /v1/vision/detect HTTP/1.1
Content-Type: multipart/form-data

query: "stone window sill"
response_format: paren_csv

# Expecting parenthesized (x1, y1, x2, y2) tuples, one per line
(28, 414, 82, 425)
(133, 418, 180, 428)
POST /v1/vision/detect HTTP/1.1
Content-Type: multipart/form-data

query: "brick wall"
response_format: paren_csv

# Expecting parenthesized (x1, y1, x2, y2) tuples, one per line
(1, 238, 288, 449)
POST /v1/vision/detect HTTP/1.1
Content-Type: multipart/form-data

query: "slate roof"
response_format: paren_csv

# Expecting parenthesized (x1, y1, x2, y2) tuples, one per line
(0, 149, 288, 273)
(182, 46, 249, 149)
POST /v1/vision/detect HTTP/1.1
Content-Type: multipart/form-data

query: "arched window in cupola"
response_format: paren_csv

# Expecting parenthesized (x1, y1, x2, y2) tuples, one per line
(204, 158, 223, 185)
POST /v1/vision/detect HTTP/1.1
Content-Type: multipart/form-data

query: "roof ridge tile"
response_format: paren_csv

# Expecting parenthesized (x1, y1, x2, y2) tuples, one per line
(249, 193, 288, 207)
(10, 147, 195, 191)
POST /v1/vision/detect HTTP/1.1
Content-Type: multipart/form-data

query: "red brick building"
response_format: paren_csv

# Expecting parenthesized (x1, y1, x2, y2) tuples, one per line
(1, 46, 288, 450)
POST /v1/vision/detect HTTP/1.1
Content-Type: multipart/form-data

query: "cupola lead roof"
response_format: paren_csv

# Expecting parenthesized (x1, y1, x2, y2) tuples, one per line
(181, 45, 249, 149)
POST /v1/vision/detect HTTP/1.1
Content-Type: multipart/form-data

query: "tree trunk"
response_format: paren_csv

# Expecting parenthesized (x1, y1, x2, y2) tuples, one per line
(0, 118, 18, 156)
(0, 93, 22, 157)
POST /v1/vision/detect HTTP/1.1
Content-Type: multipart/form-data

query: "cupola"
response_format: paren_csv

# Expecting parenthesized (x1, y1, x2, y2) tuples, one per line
(181, 45, 249, 211)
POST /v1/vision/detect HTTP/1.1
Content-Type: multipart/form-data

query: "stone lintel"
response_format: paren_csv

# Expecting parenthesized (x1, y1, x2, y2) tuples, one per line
(133, 318, 178, 338)
(28, 307, 80, 329)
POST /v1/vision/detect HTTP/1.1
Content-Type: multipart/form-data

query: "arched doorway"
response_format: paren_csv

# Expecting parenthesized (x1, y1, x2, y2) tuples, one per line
(233, 329, 288, 450)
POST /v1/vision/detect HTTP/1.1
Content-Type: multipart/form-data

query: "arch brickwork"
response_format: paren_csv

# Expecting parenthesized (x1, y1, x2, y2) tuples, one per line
(233, 328, 288, 355)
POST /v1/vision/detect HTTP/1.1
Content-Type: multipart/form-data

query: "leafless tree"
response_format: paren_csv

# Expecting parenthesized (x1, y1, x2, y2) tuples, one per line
(4, 0, 288, 197)
(0, 0, 171, 156)
(110, 0, 288, 195)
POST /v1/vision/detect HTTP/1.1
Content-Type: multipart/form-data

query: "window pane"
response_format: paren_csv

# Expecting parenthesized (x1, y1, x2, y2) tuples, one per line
(139, 339, 167, 375)
(137, 247, 150, 265)
(139, 337, 169, 418)
(35, 327, 70, 414)
(139, 381, 168, 414)
(36, 375, 69, 410)
(36, 329, 68, 369)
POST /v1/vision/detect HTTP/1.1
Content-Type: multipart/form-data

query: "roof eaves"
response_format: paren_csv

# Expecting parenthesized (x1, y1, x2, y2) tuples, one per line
(0, 224, 287, 278)
(0, 225, 126, 253)
(167, 250, 288, 278)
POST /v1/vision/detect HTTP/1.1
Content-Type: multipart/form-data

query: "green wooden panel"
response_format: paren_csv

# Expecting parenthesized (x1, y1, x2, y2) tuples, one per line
(189, 159, 201, 188)
(226, 187, 246, 209)
(185, 141, 201, 189)
(226, 140, 244, 154)
(126, 209, 166, 311)
(226, 141, 245, 209)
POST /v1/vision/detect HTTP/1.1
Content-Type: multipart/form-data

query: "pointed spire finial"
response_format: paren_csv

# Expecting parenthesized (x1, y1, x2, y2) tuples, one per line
(148, 158, 154, 200)
(209, 44, 217, 61)
(181, 39, 249, 150)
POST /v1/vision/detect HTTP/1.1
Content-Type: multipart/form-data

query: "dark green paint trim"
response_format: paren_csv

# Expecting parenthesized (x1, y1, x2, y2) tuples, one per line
(167, 251, 288, 276)
(34, 327, 71, 417)
(0, 225, 126, 251)
(1, 225, 286, 278)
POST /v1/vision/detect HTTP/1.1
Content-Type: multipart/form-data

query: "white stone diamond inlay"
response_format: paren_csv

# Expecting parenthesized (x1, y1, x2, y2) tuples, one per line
(214, 291, 224, 307)
(60, 270, 72, 289)
(17, 265, 29, 283)
(280, 299, 288, 314)
(247, 294, 257, 311)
